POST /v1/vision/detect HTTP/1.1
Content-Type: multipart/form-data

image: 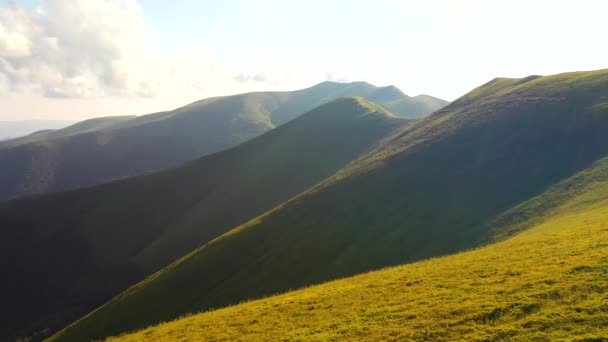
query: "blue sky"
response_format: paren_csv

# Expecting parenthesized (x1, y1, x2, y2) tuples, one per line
(1, 0, 608, 120)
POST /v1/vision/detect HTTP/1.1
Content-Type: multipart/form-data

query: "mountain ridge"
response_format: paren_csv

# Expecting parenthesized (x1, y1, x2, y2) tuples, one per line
(105, 153, 608, 341)
(0, 120, 76, 141)
(0, 82, 446, 202)
(0, 97, 410, 341)
(47, 69, 608, 342)
(0, 115, 137, 150)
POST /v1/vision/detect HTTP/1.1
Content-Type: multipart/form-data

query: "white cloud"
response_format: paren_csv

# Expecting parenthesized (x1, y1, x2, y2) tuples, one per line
(0, 0, 158, 98)
(0, 0, 361, 118)
(5, 0, 606, 120)
(0, 0, 306, 105)
(0, 23, 31, 57)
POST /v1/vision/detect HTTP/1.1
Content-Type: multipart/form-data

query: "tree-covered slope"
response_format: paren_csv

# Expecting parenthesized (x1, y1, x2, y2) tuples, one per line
(0, 82, 443, 202)
(106, 156, 608, 342)
(51, 69, 608, 341)
(0, 97, 406, 342)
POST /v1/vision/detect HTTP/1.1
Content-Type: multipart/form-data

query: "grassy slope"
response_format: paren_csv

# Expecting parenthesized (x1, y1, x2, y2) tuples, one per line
(0, 82, 443, 202)
(50, 69, 608, 341)
(108, 157, 608, 342)
(0, 98, 406, 341)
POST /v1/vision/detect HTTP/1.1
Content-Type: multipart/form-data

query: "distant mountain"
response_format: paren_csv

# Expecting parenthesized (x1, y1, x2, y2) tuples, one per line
(0, 120, 75, 140)
(362, 85, 447, 119)
(0, 97, 410, 341)
(0, 116, 136, 149)
(105, 155, 608, 341)
(47, 69, 608, 342)
(0, 82, 446, 202)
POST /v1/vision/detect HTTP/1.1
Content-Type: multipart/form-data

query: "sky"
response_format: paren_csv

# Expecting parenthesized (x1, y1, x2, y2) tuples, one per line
(0, 0, 607, 120)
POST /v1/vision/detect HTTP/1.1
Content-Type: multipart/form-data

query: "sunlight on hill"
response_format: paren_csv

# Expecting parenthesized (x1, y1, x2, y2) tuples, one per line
(109, 170, 608, 341)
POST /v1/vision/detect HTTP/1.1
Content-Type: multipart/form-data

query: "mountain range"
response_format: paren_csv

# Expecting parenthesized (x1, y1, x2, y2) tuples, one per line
(0, 82, 446, 202)
(0, 96, 412, 341)
(0, 116, 135, 149)
(0, 120, 75, 141)
(45, 69, 608, 342)
(1, 69, 607, 342)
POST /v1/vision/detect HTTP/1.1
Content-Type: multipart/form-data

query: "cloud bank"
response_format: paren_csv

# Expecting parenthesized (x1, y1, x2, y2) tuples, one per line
(0, 0, 310, 107)
(0, 0, 156, 98)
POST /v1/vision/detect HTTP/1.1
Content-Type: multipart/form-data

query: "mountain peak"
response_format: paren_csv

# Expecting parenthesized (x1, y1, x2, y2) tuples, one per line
(379, 85, 405, 94)
(369, 85, 408, 102)
(313, 96, 397, 120)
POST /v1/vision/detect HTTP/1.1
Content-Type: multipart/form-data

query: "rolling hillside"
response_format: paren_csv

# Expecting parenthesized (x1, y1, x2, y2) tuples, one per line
(0, 98, 408, 341)
(0, 82, 445, 202)
(49, 69, 608, 341)
(106, 156, 608, 341)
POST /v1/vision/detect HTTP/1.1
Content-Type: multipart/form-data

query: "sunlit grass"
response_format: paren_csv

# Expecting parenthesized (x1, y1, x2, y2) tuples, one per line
(109, 182, 608, 341)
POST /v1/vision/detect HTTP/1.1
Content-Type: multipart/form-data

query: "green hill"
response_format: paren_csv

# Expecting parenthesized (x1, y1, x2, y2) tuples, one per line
(48, 69, 608, 341)
(106, 156, 608, 341)
(0, 97, 408, 341)
(0, 82, 445, 202)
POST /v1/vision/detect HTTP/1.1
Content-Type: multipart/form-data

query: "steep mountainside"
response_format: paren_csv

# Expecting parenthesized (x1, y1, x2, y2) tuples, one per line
(0, 82, 445, 202)
(50, 69, 608, 341)
(106, 156, 608, 341)
(0, 98, 408, 341)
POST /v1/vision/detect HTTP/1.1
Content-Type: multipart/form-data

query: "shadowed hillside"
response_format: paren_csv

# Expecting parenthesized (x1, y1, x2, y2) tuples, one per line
(48, 69, 608, 341)
(0, 97, 408, 341)
(107, 156, 608, 341)
(0, 82, 445, 202)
